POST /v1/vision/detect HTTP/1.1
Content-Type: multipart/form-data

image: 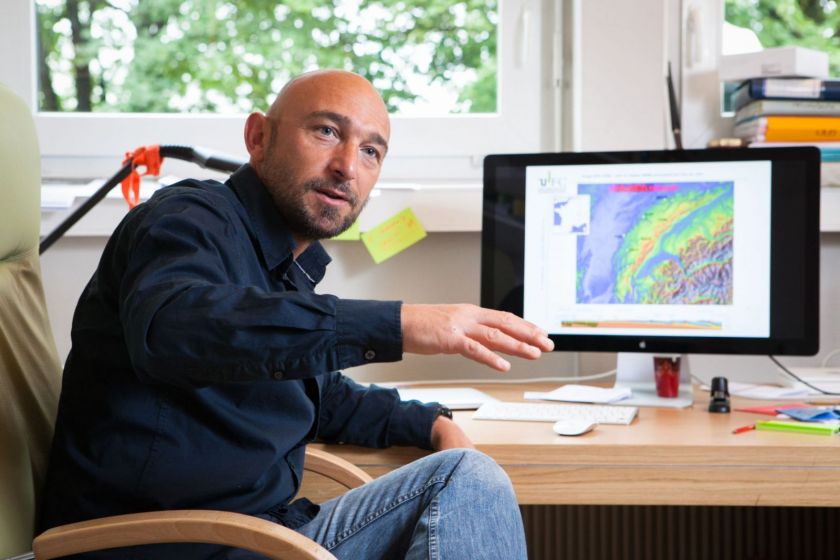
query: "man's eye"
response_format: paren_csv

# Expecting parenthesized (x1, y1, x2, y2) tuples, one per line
(318, 126, 335, 136)
(363, 147, 380, 159)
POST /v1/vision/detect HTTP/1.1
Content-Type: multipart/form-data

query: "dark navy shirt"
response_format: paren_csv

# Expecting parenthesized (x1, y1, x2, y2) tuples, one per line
(40, 165, 438, 553)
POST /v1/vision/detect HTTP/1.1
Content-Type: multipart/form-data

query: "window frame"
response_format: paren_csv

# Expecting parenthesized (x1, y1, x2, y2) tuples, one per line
(678, 0, 735, 149)
(1, 0, 549, 181)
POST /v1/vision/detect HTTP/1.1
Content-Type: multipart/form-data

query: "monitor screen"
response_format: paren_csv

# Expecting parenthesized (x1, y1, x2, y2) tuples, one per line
(481, 148, 820, 356)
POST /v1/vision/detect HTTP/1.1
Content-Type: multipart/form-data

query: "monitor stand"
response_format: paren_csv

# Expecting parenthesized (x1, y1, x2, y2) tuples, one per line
(613, 353, 694, 408)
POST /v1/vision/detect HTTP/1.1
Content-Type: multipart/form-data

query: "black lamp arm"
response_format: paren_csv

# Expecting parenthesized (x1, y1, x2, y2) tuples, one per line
(39, 145, 246, 254)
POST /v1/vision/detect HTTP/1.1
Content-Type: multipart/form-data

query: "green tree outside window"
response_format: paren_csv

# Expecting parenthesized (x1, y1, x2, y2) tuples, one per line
(726, 0, 840, 76)
(36, 0, 498, 115)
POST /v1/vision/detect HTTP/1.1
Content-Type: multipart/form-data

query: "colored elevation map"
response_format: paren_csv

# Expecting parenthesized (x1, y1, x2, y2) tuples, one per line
(576, 181, 734, 305)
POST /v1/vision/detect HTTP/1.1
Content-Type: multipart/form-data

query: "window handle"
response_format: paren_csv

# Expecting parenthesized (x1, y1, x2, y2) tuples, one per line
(685, 4, 704, 69)
(515, 0, 532, 68)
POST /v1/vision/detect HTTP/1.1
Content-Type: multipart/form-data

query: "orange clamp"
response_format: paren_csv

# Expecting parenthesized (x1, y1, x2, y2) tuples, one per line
(120, 145, 162, 208)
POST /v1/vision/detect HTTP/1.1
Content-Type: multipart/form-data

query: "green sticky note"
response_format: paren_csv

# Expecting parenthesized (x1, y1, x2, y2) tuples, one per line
(361, 208, 427, 263)
(330, 220, 361, 241)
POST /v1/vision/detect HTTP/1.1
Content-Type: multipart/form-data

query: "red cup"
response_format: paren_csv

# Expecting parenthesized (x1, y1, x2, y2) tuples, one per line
(653, 356, 681, 398)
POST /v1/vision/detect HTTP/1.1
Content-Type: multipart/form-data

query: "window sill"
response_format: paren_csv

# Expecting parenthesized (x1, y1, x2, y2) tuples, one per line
(40, 181, 484, 237)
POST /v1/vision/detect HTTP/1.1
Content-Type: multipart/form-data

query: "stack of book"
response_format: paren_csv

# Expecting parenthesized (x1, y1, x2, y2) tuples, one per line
(732, 82, 840, 143)
(724, 47, 840, 186)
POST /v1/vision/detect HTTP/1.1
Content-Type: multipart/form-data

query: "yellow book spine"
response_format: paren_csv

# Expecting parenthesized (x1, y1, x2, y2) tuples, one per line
(764, 116, 840, 141)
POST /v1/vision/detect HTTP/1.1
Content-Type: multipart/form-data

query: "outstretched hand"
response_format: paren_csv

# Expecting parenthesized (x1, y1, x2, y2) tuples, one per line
(401, 303, 554, 371)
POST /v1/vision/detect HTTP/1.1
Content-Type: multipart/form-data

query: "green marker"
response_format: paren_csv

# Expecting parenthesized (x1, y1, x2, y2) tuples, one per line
(755, 420, 840, 436)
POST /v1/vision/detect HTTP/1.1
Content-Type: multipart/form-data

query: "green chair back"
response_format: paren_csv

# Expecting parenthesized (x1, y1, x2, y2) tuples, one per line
(0, 83, 62, 558)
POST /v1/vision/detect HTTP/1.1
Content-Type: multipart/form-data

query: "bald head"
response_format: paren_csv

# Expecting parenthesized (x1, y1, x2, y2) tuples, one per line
(243, 70, 391, 254)
(265, 70, 390, 149)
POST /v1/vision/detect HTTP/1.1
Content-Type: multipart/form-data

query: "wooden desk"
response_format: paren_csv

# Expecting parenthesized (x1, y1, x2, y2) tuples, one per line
(308, 384, 840, 507)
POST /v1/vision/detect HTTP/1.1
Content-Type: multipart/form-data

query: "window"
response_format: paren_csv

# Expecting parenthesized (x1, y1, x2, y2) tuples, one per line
(679, 0, 840, 148)
(1, 0, 552, 181)
(35, 0, 498, 116)
(721, 1, 840, 113)
(725, 0, 840, 76)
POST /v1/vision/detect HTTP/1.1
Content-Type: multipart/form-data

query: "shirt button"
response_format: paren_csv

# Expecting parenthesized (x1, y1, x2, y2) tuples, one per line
(273, 371, 284, 380)
(364, 350, 376, 360)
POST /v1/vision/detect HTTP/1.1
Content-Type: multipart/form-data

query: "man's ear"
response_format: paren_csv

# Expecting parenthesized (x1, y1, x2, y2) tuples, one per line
(244, 112, 268, 163)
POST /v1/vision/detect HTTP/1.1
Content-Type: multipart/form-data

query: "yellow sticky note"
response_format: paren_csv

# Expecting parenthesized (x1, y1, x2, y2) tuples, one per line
(330, 220, 361, 241)
(361, 208, 427, 264)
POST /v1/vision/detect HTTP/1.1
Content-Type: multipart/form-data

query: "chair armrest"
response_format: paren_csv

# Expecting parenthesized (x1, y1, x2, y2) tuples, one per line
(304, 448, 373, 489)
(31, 449, 367, 559)
(32, 510, 335, 560)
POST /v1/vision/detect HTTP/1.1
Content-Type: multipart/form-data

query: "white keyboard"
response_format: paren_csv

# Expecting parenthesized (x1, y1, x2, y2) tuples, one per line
(473, 401, 638, 425)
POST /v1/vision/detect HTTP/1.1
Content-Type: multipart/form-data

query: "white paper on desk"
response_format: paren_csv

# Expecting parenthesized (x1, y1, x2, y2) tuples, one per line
(396, 388, 497, 410)
(726, 382, 811, 400)
(523, 384, 632, 404)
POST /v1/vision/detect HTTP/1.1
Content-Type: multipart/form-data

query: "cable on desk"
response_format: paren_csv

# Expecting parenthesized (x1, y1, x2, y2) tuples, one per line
(689, 373, 710, 387)
(378, 368, 617, 387)
(820, 347, 840, 368)
(769, 354, 840, 395)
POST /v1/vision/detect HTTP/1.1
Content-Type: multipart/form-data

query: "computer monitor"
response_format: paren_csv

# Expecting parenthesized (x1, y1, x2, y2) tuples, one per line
(481, 148, 820, 392)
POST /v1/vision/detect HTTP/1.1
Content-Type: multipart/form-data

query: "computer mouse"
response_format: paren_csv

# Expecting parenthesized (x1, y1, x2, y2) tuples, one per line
(552, 420, 597, 436)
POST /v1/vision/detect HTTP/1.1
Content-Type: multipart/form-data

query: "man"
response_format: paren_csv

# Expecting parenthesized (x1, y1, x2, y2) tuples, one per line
(40, 70, 554, 559)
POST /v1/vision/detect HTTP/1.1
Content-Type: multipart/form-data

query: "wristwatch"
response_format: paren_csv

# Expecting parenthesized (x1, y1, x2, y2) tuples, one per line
(434, 404, 453, 420)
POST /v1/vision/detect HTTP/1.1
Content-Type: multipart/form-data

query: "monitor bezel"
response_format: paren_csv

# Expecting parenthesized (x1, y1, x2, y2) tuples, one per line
(480, 147, 821, 356)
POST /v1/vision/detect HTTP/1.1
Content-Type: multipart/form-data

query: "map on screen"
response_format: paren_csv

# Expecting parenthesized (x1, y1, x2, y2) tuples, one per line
(523, 160, 771, 339)
(575, 181, 733, 306)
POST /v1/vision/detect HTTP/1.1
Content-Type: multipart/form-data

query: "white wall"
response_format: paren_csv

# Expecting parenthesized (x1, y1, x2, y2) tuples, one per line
(577, 0, 672, 151)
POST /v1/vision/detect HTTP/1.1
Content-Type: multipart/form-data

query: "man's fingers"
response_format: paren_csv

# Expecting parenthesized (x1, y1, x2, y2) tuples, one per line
(456, 307, 552, 367)
(479, 326, 543, 359)
(474, 309, 555, 353)
(460, 338, 511, 371)
(400, 303, 553, 371)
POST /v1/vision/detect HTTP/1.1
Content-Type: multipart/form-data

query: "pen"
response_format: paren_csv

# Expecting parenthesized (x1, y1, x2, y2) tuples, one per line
(732, 424, 755, 434)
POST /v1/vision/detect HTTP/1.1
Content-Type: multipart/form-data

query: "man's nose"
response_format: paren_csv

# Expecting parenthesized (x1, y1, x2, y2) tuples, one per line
(329, 142, 358, 182)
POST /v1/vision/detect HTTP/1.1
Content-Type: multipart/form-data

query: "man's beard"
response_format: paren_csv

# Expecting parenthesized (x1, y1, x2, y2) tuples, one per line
(260, 163, 366, 240)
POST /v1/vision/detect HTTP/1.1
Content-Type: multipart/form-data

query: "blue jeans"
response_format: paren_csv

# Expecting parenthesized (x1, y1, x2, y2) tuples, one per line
(297, 448, 527, 560)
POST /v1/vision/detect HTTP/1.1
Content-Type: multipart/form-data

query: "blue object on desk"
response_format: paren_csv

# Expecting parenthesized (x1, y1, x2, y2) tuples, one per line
(816, 146, 840, 162)
(781, 407, 840, 422)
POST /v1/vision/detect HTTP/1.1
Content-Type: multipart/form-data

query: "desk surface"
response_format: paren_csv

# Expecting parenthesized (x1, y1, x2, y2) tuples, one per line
(308, 383, 840, 507)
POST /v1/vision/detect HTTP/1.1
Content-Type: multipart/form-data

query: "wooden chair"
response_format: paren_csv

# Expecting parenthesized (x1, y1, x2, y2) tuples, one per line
(0, 83, 372, 560)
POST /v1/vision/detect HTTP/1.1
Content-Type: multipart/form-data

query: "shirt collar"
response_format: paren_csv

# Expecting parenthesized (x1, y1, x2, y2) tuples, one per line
(227, 164, 331, 284)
